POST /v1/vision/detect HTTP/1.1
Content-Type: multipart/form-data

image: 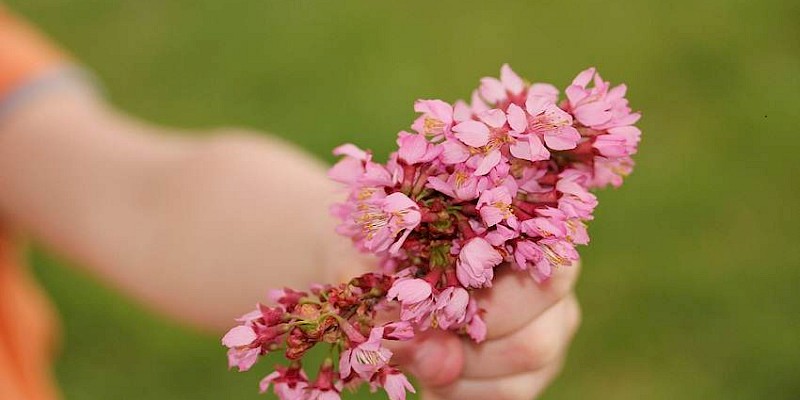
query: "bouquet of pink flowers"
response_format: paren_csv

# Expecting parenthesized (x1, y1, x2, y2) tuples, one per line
(222, 64, 641, 400)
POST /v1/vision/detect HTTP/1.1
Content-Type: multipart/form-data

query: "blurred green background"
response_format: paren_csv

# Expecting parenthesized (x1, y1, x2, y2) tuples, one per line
(7, 0, 800, 399)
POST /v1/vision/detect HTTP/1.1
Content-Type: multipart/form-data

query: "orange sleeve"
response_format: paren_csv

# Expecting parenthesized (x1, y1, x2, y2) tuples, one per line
(0, 7, 64, 400)
(0, 6, 68, 101)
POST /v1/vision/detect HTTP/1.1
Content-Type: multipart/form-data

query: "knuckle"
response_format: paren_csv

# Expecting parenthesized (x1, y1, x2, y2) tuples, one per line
(512, 328, 561, 371)
(494, 375, 539, 400)
(542, 265, 579, 303)
(567, 297, 582, 335)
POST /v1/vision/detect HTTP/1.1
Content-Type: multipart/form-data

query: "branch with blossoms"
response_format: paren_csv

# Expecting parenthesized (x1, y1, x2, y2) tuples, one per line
(222, 64, 641, 400)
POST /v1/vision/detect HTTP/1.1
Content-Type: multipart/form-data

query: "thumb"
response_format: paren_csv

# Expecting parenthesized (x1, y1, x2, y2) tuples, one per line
(388, 330, 464, 388)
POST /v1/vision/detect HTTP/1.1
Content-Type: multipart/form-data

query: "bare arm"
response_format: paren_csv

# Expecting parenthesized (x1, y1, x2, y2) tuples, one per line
(0, 82, 362, 332)
(0, 80, 580, 400)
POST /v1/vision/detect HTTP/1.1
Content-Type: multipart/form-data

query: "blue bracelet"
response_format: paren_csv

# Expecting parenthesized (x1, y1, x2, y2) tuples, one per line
(0, 65, 102, 120)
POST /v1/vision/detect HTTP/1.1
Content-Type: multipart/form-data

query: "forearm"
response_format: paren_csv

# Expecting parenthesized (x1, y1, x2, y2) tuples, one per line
(0, 84, 359, 332)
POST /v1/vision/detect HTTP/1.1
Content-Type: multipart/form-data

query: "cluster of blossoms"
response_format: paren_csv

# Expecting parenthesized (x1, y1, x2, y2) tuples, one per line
(223, 64, 641, 399)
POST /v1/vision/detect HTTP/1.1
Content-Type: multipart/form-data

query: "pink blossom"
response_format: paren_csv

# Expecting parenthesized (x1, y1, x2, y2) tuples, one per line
(479, 63, 525, 105)
(307, 363, 342, 400)
(222, 325, 257, 348)
(513, 240, 543, 271)
(476, 186, 515, 227)
(456, 237, 503, 288)
(470, 148, 505, 176)
(452, 120, 490, 148)
(387, 278, 432, 305)
(520, 207, 568, 238)
(380, 369, 416, 400)
(591, 156, 634, 188)
(426, 165, 486, 201)
(352, 191, 421, 255)
(525, 102, 582, 151)
(327, 143, 370, 185)
(438, 139, 470, 164)
(435, 286, 470, 329)
(557, 170, 598, 219)
(606, 125, 641, 155)
(539, 238, 580, 269)
(567, 219, 590, 245)
(339, 327, 393, 381)
(593, 135, 628, 157)
(226, 347, 260, 372)
(382, 321, 415, 341)
(307, 389, 341, 400)
(566, 67, 640, 130)
(259, 366, 309, 399)
(412, 99, 453, 138)
(222, 325, 260, 371)
(528, 82, 559, 105)
(396, 131, 441, 164)
(328, 144, 396, 187)
(485, 223, 519, 247)
(465, 299, 487, 343)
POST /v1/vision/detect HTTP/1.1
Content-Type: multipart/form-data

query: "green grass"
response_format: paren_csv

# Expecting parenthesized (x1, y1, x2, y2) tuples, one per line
(8, 0, 800, 398)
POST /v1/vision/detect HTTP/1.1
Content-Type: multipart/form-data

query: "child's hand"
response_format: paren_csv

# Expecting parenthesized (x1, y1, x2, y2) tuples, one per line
(391, 265, 581, 400)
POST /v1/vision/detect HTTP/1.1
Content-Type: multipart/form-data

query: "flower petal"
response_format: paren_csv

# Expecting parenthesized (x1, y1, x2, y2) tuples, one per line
(453, 120, 490, 147)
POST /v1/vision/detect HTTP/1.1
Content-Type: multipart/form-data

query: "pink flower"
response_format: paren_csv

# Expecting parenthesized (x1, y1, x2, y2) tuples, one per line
(479, 63, 525, 105)
(591, 156, 634, 188)
(450, 109, 513, 176)
(396, 131, 441, 164)
(387, 278, 432, 305)
(477, 186, 515, 227)
(380, 369, 416, 400)
(382, 321, 415, 341)
(222, 325, 260, 371)
(222, 325, 257, 348)
(602, 125, 641, 156)
(307, 389, 341, 400)
(412, 99, 454, 138)
(328, 144, 369, 185)
(226, 347, 260, 372)
(539, 238, 579, 269)
(456, 237, 503, 288)
(465, 299, 487, 343)
(484, 223, 518, 247)
(507, 101, 581, 163)
(352, 191, 421, 255)
(328, 143, 395, 187)
(388, 278, 436, 324)
(426, 165, 487, 201)
(340, 327, 393, 381)
(557, 170, 598, 219)
(513, 240, 543, 270)
(259, 366, 309, 399)
(522, 100, 581, 150)
(593, 134, 628, 157)
(565, 67, 640, 130)
(452, 120, 490, 148)
(438, 139, 470, 164)
(528, 82, 559, 105)
(307, 362, 342, 400)
(566, 218, 590, 245)
(520, 207, 568, 239)
(435, 286, 470, 329)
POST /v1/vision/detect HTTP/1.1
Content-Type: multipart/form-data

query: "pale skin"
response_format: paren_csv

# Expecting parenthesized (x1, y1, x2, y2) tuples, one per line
(0, 80, 581, 399)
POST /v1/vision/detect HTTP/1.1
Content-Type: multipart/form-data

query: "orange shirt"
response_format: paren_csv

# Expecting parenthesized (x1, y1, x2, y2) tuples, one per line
(0, 6, 65, 400)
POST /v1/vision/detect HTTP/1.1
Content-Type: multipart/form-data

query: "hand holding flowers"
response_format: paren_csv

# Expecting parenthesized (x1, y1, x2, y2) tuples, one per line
(223, 64, 641, 400)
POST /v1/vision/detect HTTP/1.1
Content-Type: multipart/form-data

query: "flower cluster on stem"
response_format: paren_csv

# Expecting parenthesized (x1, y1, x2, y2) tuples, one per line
(223, 64, 641, 399)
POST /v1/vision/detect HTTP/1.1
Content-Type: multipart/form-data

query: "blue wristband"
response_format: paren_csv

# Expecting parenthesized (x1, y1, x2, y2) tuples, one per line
(0, 66, 101, 120)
